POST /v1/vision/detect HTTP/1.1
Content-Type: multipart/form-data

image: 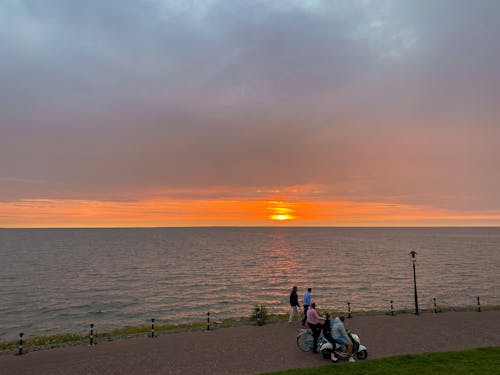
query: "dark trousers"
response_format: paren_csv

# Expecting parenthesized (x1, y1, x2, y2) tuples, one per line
(301, 305, 309, 325)
(308, 322, 322, 352)
(324, 330, 335, 348)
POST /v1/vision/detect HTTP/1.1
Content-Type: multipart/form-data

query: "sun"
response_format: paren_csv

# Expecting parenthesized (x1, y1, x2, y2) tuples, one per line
(267, 200, 296, 221)
(270, 214, 294, 221)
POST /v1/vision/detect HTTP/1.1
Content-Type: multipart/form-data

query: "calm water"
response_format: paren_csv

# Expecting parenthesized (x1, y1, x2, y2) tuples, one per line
(1, 227, 499, 341)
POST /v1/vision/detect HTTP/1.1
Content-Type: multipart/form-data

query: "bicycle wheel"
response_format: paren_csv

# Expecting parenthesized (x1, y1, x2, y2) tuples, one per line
(297, 331, 314, 352)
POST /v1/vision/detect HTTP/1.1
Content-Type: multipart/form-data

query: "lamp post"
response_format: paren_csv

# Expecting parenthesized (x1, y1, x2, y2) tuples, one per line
(410, 251, 419, 315)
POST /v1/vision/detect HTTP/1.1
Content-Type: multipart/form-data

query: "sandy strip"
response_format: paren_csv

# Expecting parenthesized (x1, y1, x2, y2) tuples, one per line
(1, 311, 499, 375)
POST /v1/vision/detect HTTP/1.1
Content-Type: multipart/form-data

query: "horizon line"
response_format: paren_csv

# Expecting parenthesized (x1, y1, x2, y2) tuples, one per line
(2, 225, 500, 230)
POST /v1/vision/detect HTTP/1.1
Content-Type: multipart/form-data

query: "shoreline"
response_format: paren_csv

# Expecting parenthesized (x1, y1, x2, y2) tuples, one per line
(1, 310, 499, 375)
(2, 305, 499, 355)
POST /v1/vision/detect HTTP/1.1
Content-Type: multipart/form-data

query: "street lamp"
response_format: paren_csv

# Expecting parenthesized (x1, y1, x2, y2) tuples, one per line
(410, 251, 419, 315)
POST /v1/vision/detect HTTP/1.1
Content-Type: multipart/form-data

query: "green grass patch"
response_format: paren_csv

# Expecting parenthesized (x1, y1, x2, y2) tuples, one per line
(0, 313, 289, 353)
(0, 332, 87, 351)
(1, 306, 499, 354)
(0, 322, 209, 353)
(261, 347, 500, 375)
(101, 320, 208, 338)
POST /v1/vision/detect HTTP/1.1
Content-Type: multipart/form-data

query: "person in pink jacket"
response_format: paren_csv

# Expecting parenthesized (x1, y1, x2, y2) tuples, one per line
(306, 302, 325, 353)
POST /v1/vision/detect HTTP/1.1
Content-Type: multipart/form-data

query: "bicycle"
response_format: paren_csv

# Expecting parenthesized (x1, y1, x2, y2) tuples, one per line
(296, 328, 327, 352)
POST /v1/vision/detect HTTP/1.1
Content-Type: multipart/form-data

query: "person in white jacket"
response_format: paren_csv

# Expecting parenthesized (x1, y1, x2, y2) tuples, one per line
(332, 314, 355, 362)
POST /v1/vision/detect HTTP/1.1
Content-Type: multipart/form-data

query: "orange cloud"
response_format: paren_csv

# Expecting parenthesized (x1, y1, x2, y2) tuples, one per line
(2, 196, 500, 227)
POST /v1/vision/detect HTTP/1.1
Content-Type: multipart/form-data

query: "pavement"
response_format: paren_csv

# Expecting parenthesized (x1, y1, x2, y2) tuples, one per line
(1, 310, 499, 375)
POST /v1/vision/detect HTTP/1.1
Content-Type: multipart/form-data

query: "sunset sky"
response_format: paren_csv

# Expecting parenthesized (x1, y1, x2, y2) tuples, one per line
(1, 0, 500, 227)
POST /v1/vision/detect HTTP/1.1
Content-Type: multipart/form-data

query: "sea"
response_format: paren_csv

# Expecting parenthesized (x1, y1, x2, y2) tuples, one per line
(1, 227, 499, 342)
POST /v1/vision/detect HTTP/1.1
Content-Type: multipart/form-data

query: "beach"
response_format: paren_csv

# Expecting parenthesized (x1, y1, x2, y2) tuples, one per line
(1, 310, 499, 375)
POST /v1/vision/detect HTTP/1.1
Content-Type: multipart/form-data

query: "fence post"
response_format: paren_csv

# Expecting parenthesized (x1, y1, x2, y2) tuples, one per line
(477, 297, 481, 312)
(347, 302, 352, 318)
(89, 323, 94, 346)
(433, 298, 437, 313)
(17, 332, 23, 355)
(151, 318, 155, 338)
(206, 312, 210, 331)
(257, 305, 261, 325)
(390, 300, 394, 316)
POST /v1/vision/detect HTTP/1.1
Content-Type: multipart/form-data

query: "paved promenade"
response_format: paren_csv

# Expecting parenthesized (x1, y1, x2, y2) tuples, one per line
(1, 311, 499, 374)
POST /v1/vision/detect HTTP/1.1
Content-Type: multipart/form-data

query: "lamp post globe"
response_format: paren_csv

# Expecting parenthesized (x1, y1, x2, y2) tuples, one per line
(409, 251, 419, 315)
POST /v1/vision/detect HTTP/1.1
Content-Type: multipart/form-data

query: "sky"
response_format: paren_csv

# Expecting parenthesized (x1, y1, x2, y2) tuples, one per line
(1, 0, 500, 227)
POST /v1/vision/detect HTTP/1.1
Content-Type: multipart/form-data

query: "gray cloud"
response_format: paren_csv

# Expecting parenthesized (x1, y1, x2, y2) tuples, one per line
(1, 0, 500, 211)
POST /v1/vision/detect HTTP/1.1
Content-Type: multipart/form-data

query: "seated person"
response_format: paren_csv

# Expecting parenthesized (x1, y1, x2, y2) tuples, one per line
(306, 302, 325, 353)
(322, 313, 338, 362)
(332, 314, 355, 362)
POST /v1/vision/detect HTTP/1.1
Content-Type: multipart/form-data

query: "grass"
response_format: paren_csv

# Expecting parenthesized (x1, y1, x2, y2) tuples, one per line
(1, 306, 499, 353)
(261, 347, 500, 375)
(250, 304, 270, 326)
(0, 313, 291, 353)
(318, 304, 500, 317)
(0, 321, 214, 352)
(0, 332, 86, 352)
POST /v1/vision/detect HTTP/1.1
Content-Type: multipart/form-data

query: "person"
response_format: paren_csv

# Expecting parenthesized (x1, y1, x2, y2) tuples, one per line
(301, 287, 312, 327)
(332, 314, 355, 362)
(288, 286, 301, 323)
(306, 302, 325, 353)
(323, 313, 339, 362)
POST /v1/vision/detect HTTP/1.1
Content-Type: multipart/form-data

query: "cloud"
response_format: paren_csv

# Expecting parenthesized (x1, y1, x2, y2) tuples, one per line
(1, 0, 500, 218)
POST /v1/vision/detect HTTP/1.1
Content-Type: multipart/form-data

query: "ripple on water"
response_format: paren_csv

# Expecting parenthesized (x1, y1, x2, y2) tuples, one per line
(1, 227, 499, 341)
